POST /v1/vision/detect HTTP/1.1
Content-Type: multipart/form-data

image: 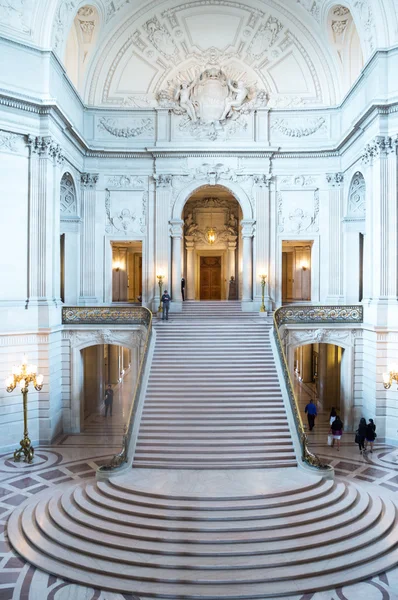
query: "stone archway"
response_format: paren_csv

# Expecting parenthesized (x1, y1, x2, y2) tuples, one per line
(170, 181, 255, 308)
(284, 327, 359, 431)
(65, 328, 145, 433)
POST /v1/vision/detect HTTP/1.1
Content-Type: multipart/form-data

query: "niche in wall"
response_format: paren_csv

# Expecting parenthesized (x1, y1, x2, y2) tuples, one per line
(111, 241, 142, 302)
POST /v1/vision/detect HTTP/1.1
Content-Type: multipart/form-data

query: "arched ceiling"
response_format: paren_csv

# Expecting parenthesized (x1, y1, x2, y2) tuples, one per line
(0, 0, 397, 107)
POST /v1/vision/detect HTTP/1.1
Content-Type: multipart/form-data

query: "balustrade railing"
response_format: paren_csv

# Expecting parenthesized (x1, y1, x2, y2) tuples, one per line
(62, 306, 153, 472)
(273, 304, 363, 472)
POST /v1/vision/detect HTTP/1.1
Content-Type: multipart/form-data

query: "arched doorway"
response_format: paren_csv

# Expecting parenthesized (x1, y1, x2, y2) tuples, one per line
(182, 188, 242, 301)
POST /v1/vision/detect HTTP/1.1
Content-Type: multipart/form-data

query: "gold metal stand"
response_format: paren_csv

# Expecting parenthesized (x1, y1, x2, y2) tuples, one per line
(157, 274, 164, 313)
(259, 274, 267, 313)
(5, 355, 44, 463)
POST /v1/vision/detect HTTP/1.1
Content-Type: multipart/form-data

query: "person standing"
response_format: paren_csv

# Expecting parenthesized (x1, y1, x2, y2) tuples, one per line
(161, 289, 171, 321)
(330, 415, 344, 451)
(365, 418, 376, 453)
(104, 384, 114, 417)
(305, 399, 317, 431)
(329, 407, 337, 426)
(181, 277, 186, 301)
(356, 417, 367, 454)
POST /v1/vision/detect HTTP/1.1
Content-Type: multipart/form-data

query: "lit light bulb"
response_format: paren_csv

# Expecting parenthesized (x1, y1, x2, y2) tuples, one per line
(383, 372, 391, 384)
(36, 374, 44, 386)
(19, 379, 26, 390)
(5, 376, 13, 388)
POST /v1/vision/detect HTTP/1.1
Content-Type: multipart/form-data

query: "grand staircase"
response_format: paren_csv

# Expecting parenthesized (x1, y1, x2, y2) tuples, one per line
(7, 301, 398, 598)
(134, 301, 296, 469)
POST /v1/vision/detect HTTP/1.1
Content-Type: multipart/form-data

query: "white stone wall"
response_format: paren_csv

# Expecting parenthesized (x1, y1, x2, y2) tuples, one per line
(1, 35, 398, 449)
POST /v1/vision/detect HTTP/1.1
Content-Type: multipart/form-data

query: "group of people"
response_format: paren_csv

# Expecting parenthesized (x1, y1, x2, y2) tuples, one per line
(304, 399, 377, 454)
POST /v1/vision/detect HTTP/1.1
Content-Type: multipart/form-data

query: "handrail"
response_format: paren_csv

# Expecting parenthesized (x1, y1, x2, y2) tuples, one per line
(272, 304, 362, 472)
(62, 306, 153, 472)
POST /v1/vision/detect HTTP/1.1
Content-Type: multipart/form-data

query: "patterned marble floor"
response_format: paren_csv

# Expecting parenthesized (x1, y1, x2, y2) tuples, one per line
(1, 374, 398, 599)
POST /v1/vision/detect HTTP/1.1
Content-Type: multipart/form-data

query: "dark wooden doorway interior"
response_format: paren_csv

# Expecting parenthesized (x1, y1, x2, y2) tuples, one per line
(200, 256, 221, 300)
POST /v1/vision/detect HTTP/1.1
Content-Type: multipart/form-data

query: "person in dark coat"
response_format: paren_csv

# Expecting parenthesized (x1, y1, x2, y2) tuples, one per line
(356, 417, 367, 454)
(305, 400, 317, 431)
(104, 384, 114, 417)
(365, 418, 376, 453)
(161, 290, 171, 321)
(330, 415, 344, 451)
(181, 277, 186, 301)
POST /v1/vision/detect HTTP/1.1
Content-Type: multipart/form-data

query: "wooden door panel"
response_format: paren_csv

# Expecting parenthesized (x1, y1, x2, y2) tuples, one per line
(200, 257, 221, 300)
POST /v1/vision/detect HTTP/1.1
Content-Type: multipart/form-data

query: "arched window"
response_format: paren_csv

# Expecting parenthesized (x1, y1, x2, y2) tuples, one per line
(347, 172, 366, 219)
(64, 5, 100, 91)
(327, 5, 364, 91)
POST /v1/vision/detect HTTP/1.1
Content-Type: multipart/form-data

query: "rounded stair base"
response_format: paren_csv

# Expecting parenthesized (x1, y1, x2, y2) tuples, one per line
(7, 468, 398, 599)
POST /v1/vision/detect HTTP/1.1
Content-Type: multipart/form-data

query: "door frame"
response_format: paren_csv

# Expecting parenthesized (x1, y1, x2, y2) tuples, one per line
(194, 249, 227, 300)
(277, 236, 320, 306)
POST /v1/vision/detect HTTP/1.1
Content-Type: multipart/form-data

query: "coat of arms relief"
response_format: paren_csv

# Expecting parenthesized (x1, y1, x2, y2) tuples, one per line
(158, 68, 268, 141)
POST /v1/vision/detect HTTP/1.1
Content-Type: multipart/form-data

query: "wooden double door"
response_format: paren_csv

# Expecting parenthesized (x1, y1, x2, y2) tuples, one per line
(200, 256, 222, 300)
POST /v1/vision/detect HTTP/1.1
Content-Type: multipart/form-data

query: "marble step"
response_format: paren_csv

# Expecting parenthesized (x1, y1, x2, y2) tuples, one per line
(8, 475, 398, 598)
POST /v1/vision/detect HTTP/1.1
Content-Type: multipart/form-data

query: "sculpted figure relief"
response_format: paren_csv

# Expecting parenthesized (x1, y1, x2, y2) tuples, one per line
(220, 80, 249, 121)
(175, 78, 198, 122)
(158, 68, 267, 128)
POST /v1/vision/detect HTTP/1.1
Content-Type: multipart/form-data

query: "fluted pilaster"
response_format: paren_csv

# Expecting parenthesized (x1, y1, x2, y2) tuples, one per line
(326, 173, 344, 303)
(241, 220, 255, 303)
(79, 173, 99, 303)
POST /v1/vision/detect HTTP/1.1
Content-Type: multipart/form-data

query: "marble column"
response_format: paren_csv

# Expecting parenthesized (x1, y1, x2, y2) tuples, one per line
(326, 173, 344, 303)
(254, 175, 271, 309)
(154, 175, 172, 311)
(109, 345, 120, 384)
(363, 136, 398, 325)
(170, 219, 184, 308)
(79, 173, 99, 304)
(241, 220, 255, 306)
(185, 238, 195, 300)
(27, 136, 64, 318)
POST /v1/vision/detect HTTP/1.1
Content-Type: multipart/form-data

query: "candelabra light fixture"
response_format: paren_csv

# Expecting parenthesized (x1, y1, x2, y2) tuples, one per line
(259, 273, 268, 313)
(5, 355, 44, 463)
(383, 365, 398, 389)
(157, 274, 165, 312)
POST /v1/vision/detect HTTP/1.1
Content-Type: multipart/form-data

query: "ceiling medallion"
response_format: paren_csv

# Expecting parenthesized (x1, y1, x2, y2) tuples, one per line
(157, 67, 268, 141)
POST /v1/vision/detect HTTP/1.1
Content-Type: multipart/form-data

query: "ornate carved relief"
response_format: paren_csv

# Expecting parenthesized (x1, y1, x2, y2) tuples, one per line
(279, 175, 317, 188)
(67, 328, 141, 349)
(362, 135, 395, 164)
(106, 175, 145, 189)
(0, 130, 24, 152)
(143, 16, 179, 61)
(326, 173, 344, 187)
(158, 67, 267, 140)
(296, 0, 321, 23)
(105, 189, 147, 235)
(0, 0, 33, 35)
(27, 135, 64, 164)
(60, 172, 77, 216)
(271, 117, 327, 138)
(98, 117, 154, 138)
(81, 173, 98, 188)
(347, 172, 366, 218)
(288, 327, 356, 346)
(278, 190, 319, 234)
(248, 16, 283, 57)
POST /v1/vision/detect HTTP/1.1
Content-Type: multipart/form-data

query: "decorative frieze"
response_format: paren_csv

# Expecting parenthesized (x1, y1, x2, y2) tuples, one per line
(288, 328, 357, 346)
(98, 117, 154, 138)
(106, 175, 145, 189)
(271, 117, 326, 138)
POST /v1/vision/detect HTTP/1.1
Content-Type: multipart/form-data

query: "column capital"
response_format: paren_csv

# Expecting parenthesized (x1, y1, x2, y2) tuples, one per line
(326, 172, 344, 187)
(169, 219, 184, 238)
(253, 174, 272, 188)
(155, 174, 172, 188)
(241, 219, 256, 238)
(81, 173, 99, 188)
(362, 135, 396, 165)
(27, 135, 64, 164)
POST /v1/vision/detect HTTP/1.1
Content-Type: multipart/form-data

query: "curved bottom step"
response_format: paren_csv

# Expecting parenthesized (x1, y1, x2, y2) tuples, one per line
(7, 468, 398, 599)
